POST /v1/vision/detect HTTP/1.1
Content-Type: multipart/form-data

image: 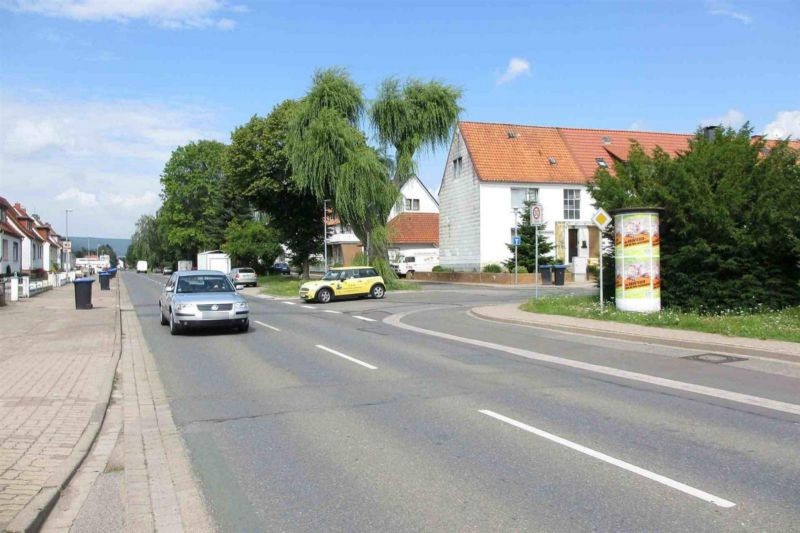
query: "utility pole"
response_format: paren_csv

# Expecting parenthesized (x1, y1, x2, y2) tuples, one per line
(535, 224, 539, 299)
(513, 208, 519, 285)
(323, 199, 329, 271)
(64, 209, 72, 270)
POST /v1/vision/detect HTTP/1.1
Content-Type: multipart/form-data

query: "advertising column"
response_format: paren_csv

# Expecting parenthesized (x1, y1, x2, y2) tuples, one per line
(613, 208, 661, 312)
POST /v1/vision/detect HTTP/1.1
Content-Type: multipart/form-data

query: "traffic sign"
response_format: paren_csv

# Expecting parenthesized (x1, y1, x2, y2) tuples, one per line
(530, 203, 544, 225)
(592, 208, 612, 231)
(62, 241, 72, 252)
(512, 235, 522, 246)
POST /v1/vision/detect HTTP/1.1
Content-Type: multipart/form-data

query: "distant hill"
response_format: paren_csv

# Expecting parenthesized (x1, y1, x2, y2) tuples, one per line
(71, 237, 132, 257)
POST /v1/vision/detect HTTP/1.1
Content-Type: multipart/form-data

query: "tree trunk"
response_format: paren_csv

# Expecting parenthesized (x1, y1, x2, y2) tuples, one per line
(302, 257, 310, 279)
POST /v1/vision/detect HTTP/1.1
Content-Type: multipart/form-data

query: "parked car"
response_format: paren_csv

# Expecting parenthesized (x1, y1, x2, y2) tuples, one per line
(154, 266, 162, 274)
(229, 267, 257, 287)
(163, 267, 174, 275)
(299, 267, 385, 304)
(270, 262, 291, 275)
(159, 270, 249, 334)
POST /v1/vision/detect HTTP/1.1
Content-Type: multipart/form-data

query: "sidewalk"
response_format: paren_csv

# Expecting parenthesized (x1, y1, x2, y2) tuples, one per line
(472, 303, 800, 363)
(0, 277, 120, 532)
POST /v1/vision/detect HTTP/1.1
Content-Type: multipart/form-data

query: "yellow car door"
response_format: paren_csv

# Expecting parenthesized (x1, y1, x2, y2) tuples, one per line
(338, 270, 359, 296)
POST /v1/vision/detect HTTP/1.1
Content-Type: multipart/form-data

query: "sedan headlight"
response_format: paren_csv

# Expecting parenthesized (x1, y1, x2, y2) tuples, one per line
(174, 303, 195, 311)
(234, 301, 249, 311)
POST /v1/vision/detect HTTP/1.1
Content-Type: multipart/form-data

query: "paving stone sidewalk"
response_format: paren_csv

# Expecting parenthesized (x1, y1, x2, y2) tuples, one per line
(41, 278, 213, 532)
(0, 278, 120, 531)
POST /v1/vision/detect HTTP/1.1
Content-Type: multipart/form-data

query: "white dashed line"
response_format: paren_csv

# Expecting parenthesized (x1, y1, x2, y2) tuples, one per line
(323, 310, 341, 314)
(353, 315, 376, 322)
(479, 409, 736, 508)
(315, 345, 378, 370)
(302, 305, 316, 310)
(255, 321, 280, 332)
(282, 301, 296, 306)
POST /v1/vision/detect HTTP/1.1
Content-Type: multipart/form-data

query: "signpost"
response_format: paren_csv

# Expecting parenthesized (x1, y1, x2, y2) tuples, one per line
(591, 208, 612, 311)
(530, 203, 544, 298)
(512, 208, 521, 285)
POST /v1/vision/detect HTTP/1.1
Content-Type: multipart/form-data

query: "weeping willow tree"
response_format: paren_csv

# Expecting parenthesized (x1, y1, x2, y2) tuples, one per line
(287, 68, 461, 275)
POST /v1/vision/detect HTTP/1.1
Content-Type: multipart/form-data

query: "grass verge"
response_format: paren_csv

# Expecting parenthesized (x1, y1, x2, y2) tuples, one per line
(386, 278, 422, 291)
(520, 295, 800, 343)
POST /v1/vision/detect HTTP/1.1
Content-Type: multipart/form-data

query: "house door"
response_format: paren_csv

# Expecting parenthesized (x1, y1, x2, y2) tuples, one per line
(568, 228, 578, 262)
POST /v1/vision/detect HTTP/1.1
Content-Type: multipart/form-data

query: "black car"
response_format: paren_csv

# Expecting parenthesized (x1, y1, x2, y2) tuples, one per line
(270, 262, 291, 275)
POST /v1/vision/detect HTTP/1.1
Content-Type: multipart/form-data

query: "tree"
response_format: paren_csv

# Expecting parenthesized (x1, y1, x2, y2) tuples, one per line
(159, 140, 232, 259)
(288, 68, 461, 276)
(127, 214, 167, 267)
(97, 243, 118, 268)
(589, 126, 800, 311)
(504, 201, 554, 272)
(221, 219, 282, 274)
(226, 101, 324, 278)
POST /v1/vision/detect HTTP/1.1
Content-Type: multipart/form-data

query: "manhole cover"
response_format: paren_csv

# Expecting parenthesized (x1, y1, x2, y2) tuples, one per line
(682, 353, 748, 364)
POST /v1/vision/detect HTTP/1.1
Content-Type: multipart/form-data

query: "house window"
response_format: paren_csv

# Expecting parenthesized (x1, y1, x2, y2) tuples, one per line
(511, 188, 538, 210)
(13, 242, 19, 261)
(596, 157, 608, 168)
(563, 189, 581, 220)
(452, 157, 463, 178)
(404, 198, 420, 211)
(1, 239, 6, 261)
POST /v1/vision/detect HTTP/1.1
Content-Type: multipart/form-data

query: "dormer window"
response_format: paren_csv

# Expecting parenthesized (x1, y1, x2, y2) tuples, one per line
(602, 136, 612, 145)
(596, 157, 608, 168)
(548, 157, 557, 165)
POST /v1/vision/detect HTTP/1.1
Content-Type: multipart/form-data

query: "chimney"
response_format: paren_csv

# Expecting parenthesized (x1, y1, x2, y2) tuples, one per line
(703, 125, 719, 141)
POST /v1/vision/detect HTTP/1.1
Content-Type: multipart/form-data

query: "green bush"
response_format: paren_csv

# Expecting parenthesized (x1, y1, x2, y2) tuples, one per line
(482, 263, 503, 273)
(331, 262, 343, 268)
(512, 265, 528, 274)
(351, 251, 369, 266)
(432, 265, 454, 273)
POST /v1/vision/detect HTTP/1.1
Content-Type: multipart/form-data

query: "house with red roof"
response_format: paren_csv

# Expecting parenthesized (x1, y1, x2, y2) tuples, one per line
(5, 201, 45, 275)
(32, 214, 63, 271)
(438, 121, 694, 271)
(0, 196, 24, 276)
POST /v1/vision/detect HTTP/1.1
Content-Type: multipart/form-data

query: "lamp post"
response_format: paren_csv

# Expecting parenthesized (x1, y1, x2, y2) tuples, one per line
(64, 209, 72, 270)
(512, 208, 520, 285)
(323, 199, 330, 271)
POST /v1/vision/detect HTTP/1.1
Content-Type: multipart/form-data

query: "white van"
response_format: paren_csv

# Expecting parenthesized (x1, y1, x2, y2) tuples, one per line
(136, 260, 148, 273)
(391, 253, 439, 278)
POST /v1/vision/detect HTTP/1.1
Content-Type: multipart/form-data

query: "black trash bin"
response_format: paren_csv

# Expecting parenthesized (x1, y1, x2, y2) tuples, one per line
(552, 264, 567, 286)
(108, 268, 117, 279)
(74, 278, 94, 309)
(538, 265, 552, 284)
(99, 272, 111, 291)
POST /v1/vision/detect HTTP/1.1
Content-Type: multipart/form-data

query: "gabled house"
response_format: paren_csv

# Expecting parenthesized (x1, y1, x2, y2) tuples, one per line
(438, 121, 692, 271)
(0, 196, 24, 276)
(32, 214, 62, 271)
(6, 202, 45, 274)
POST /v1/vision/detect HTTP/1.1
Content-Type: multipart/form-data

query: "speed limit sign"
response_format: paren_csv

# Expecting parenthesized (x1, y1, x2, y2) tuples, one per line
(530, 203, 544, 225)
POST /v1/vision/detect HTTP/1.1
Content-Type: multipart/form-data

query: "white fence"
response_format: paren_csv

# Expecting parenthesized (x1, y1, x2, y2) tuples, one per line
(0, 272, 73, 303)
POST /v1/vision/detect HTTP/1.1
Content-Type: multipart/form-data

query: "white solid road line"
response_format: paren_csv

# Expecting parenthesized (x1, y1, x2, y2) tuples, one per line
(479, 409, 736, 509)
(282, 301, 296, 306)
(302, 305, 316, 310)
(353, 315, 376, 322)
(384, 310, 800, 417)
(323, 310, 341, 314)
(255, 320, 280, 332)
(315, 345, 378, 370)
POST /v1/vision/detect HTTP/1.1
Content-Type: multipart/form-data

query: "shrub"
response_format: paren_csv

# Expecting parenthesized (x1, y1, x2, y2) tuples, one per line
(331, 262, 343, 268)
(512, 265, 528, 274)
(351, 251, 369, 266)
(482, 263, 503, 273)
(432, 265, 454, 273)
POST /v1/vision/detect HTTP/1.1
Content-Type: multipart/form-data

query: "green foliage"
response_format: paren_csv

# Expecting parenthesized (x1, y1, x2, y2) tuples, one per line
(482, 263, 503, 273)
(432, 265, 454, 273)
(505, 201, 554, 272)
(97, 244, 117, 268)
(126, 215, 167, 267)
(512, 265, 529, 274)
(159, 140, 233, 259)
(351, 251, 369, 266)
(222, 219, 282, 274)
(226, 100, 323, 278)
(331, 262, 343, 268)
(589, 126, 800, 311)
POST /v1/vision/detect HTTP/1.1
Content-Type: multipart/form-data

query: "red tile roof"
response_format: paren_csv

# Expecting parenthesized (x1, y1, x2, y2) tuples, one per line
(387, 212, 439, 246)
(7, 203, 44, 241)
(1, 220, 24, 240)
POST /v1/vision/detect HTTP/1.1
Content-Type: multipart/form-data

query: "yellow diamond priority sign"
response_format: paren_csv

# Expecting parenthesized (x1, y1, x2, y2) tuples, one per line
(592, 208, 612, 231)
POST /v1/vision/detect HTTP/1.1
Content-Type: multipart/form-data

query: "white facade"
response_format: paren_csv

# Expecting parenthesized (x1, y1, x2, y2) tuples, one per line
(438, 129, 481, 270)
(389, 176, 439, 219)
(1, 234, 22, 276)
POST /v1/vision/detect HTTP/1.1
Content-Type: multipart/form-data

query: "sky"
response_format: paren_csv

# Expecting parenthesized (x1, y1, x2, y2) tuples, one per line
(1, 0, 798, 239)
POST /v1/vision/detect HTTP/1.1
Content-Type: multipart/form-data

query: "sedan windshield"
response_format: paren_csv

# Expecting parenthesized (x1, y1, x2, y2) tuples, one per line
(176, 275, 234, 293)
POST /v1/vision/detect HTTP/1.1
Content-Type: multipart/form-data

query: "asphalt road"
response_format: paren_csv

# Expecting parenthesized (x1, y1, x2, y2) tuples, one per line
(122, 271, 800, 532)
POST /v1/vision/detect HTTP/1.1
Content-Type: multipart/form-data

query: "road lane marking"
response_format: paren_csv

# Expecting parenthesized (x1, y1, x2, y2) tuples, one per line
(479, 409, 736, 508)
(353, 315, 376, 322)
(302, 305, 316, 310)
(384, 310, 800, 417)
(315, 345, 377, 370)
(282, 301, 296, 306)
(323, 310, 341, 314)
(255, 321, 280, 332)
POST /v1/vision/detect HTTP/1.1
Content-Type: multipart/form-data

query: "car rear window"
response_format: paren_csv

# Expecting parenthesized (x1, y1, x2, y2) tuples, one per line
(239, 268, 255, 273)
(360, 268, 378, 277)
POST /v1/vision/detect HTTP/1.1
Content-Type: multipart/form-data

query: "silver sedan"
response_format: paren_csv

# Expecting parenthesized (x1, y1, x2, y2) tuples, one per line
(159, 270, 249, 335)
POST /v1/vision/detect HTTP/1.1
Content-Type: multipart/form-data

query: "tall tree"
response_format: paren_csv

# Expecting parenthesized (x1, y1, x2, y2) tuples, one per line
(222, 219, 282, 274)
(226, 100, 323, 278)
(504, 201, 554, 272)
(159, 140, 231, 260)
(589, 126, 800, 311)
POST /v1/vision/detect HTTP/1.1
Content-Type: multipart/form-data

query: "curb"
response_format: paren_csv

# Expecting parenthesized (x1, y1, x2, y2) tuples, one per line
(469, 307, 800, 364)
(5, 279, 124, 533)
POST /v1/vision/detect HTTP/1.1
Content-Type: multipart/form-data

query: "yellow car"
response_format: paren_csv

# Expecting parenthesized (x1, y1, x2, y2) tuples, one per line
(299, 267, 386, 303)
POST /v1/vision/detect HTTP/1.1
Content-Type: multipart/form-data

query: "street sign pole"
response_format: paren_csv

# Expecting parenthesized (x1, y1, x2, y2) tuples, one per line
(514, 225, 519, 285)
(591, 208, 612, 313)
(599, 249, 604, 312)
(535, 225, 539, 299)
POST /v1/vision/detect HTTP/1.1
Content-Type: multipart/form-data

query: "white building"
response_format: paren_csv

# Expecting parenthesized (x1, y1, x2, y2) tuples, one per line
(438, 121, 691, 271)
(0, 196, 24, 276)
(6, 202, 45, 274)
(32, 215, 62, 271)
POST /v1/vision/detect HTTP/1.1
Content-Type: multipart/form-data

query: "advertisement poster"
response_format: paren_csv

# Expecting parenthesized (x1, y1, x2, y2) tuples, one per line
(614, 211, 661, 312)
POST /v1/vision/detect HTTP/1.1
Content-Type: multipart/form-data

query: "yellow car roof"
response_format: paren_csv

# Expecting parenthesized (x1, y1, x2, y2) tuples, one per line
(330, 266, 375, 270)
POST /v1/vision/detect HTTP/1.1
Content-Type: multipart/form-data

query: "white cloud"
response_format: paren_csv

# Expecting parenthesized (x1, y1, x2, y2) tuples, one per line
(56, 187, 98, 207)
(628, 120, 645, 131)
(0, 91, 223, 237)
(701, 108, 746, 129)
(707, 1, 752, 24)
(2, 0, 242, 29)
(497, 57, 531, 85)
(763, 110, 800, 139)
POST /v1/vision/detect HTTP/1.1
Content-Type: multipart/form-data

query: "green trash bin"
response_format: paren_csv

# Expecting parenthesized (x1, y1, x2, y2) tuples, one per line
(552, 264, 567, 286)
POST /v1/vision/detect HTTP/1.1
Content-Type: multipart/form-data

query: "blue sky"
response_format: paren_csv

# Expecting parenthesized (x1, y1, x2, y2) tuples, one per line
(1, 0, 798, 238)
